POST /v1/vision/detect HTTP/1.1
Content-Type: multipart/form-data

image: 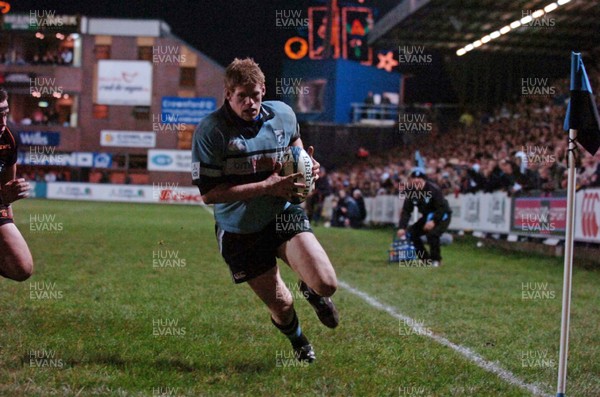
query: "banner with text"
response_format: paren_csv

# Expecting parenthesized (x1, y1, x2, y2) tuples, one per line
(147, 149, 191, 172)
(161, 97, 217, 124)
(18, 131, 61, 146)
(96, 60, 153, 106)
(101, 130, 156, 148)
(18, 151, 112, 168)
(46, 182, 203, 205)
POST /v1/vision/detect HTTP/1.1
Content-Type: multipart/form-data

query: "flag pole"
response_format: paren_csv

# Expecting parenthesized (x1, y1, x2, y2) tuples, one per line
(556, 127, 577, 397)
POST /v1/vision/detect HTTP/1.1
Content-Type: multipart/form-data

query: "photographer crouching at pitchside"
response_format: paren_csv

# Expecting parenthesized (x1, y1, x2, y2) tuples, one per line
(396, 168, 452, 267)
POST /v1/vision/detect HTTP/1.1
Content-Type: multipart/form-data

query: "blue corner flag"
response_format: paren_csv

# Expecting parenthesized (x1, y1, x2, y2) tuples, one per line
(563, 52, 600, 155)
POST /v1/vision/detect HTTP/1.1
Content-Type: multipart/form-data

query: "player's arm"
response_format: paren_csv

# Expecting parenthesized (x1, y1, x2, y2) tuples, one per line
(0, 163, 15, 185)
(0, 164, 30, 206)
(200, 172, 305, 205)
(192, 125, 303, 205)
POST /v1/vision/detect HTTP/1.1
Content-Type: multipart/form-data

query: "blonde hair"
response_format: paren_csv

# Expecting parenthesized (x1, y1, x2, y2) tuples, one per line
(224, 58, 265, 92)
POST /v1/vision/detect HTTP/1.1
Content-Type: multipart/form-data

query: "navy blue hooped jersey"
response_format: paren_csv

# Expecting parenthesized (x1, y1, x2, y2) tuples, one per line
(192, 101, 300, 233)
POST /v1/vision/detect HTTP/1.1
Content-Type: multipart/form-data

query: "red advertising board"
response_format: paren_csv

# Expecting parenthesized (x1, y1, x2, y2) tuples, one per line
(575, 189, 600, 242)
(511, 196, 567, 236)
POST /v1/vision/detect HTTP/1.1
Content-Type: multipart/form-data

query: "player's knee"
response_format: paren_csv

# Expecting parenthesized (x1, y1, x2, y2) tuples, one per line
(13, 260, 33, 282)
(1, 254, 33, 281)
(314, 279, 337, 298)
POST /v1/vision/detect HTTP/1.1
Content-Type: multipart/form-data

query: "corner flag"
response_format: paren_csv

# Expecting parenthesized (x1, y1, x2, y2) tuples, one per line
(556, 51, 600, 397)
(563, 52, 600, 156)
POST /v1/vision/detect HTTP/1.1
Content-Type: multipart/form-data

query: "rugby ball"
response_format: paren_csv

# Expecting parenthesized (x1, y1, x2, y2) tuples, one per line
(280, 146, 315, 204)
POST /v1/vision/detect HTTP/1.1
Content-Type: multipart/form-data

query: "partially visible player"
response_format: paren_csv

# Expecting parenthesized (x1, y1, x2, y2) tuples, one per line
(192, 58, 338, 363)
(0, 88, 33, 281)
(397, 168, 452, 267)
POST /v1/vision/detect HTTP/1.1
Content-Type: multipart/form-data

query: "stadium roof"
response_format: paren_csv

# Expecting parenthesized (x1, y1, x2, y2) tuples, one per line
(368, 0, 600, 57)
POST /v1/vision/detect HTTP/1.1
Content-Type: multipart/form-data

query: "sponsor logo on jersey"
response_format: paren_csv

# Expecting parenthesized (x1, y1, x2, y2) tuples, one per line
(227, 139, 246, 153)
(192, 162, 200, 179)
(233, 271, 247, 280)
(273, 129, 285, 146)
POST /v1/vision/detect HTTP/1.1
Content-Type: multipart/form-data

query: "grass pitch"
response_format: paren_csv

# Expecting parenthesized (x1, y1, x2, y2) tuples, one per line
(1, 199, 599, 396)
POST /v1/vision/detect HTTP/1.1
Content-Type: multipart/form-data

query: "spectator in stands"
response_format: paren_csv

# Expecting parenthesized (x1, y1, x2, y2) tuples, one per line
(60, 48, 73, 65)
(331, 189, 361, 228)
(31, 109, 46, 125)
(496, 159, 517, 194)
(459, 109, 474, 129)
(437, 170, 453, 196)
(99, 171, 110, 183)
(580, 156, 598, 187)
(380, 95, 392, 120)
(363, 91, 375, 120)
(356, 147, 369, 159)
(44, 171, 57, 183)
(306, 167, 332, 224)
(352, 188, 367, 227)
(460, 163, 484, 194)
(538, 165, 559, 193)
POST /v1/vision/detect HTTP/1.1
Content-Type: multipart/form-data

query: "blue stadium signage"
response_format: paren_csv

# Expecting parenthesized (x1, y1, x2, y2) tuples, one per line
(161, 97, 216, 124)
(18, 131, 61, 146)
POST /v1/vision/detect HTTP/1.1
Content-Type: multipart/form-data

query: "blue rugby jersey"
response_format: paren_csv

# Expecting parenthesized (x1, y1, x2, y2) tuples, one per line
(192, 100, 300, 233)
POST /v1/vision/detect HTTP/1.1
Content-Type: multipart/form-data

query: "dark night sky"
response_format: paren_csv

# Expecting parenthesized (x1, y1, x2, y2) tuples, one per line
(8, 0, 400, 97)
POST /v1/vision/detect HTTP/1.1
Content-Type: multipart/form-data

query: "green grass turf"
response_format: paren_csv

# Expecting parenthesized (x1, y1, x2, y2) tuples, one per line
(0, 199, 598, 396)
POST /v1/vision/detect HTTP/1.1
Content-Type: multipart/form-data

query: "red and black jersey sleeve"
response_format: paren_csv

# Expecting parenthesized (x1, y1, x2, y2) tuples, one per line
(0, 127, 18, 173)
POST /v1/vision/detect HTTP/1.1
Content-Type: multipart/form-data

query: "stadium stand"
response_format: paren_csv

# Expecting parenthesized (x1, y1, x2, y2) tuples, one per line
(324, 69, 600, 205)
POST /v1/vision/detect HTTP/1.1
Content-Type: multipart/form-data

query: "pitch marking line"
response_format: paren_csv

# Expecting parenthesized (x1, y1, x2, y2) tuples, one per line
(338, 280, 552, 397)
(200, 204, 214, 215)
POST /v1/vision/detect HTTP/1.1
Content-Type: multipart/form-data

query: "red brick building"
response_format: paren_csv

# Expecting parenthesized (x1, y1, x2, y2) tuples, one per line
(1, 14, 224, 185)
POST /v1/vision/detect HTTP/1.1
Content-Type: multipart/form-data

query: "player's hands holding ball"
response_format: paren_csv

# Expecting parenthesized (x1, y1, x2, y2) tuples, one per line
(266, 146, 316, 203)
(264, 162, 306, 200)
(0, 178, 30, 205)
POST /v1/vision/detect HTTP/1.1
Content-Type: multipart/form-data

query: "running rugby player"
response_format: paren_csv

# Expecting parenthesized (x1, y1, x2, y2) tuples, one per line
(0, 88, 33, 281)
(192, 59, 339, 363)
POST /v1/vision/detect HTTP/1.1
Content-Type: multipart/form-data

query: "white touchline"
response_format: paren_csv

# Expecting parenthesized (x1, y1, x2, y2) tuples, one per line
(338, 280, 552, 397)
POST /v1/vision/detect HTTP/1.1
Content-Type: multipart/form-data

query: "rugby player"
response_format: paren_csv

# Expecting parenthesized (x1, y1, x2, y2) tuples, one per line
(192, 59, 338, 363)
(0, 88, 33, 281)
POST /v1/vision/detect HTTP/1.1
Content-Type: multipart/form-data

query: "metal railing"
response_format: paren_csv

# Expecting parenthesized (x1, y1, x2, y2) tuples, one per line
(350, 103, 399, 123)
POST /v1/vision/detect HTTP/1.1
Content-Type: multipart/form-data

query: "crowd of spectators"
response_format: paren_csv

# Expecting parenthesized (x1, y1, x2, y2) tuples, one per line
(309, 67, 600, 227)
(327, 69, 600, 200)
(19, 107, 62, 126)
(31, 48, 73, 65)
(18, 170, 69, 183)
(1, 48, 73, 66)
